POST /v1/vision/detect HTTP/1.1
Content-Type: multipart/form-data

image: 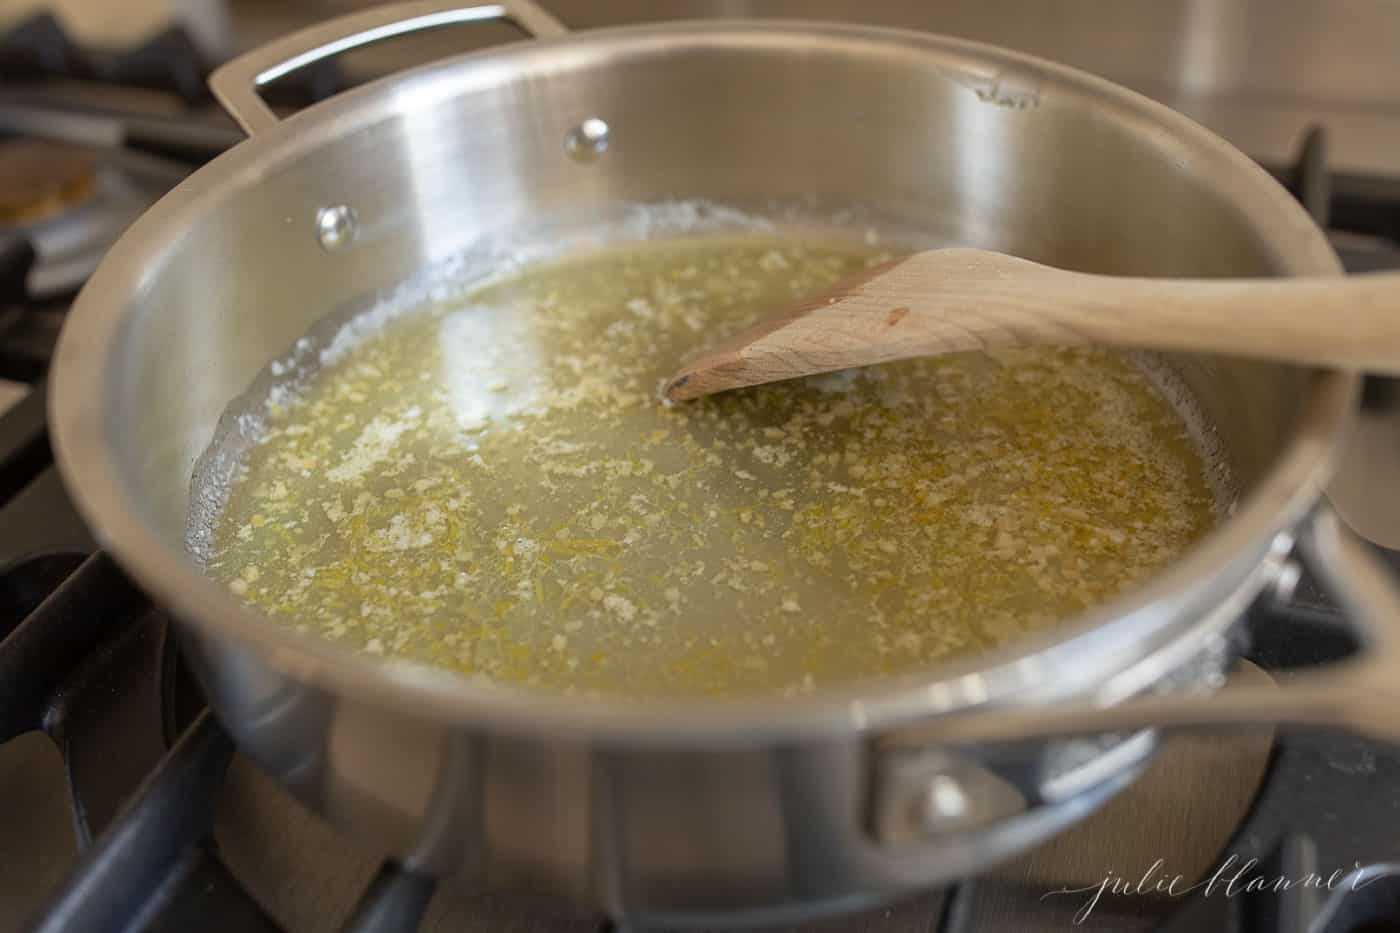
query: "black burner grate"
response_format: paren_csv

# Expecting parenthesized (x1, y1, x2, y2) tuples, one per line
(0, 550, 446, 933)
(0, 12, 344, 107)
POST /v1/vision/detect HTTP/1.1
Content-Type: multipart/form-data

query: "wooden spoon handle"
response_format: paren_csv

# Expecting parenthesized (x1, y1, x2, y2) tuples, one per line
(942, 260, 1400, 370)
(663, 249, 1400, 402)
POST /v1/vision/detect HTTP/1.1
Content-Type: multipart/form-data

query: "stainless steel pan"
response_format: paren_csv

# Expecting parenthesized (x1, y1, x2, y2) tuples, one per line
(47, 1, 1400, 925)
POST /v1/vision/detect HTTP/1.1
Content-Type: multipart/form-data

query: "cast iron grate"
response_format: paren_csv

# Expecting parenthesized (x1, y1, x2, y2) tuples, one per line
(0, 13, 344, 108)
(0, 550, 446, 933)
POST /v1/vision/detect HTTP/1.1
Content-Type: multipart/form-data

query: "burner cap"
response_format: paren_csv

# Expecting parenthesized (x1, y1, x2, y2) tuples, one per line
(0, 140, 98, 225)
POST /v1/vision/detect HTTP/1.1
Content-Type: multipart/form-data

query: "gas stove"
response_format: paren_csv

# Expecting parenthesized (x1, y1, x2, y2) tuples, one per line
(6, 5, 1400, 933)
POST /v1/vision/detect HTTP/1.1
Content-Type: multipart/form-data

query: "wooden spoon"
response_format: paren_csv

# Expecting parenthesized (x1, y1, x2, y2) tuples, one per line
(661, 247, 1400, 402)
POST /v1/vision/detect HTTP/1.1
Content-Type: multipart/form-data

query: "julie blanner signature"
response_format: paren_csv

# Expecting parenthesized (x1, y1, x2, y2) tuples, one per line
(1041, 855, 1382, 925)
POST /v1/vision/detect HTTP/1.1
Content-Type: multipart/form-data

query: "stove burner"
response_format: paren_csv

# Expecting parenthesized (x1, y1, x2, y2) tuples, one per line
(0, 147, 184, 301)
(0, 140, 98, 225)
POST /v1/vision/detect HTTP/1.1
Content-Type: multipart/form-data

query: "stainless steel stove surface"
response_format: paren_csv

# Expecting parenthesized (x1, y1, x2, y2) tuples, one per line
(6, 3, 1400, 932)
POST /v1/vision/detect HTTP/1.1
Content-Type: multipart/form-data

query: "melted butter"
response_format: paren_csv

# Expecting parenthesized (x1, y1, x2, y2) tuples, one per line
(204, 237, 1218, 698)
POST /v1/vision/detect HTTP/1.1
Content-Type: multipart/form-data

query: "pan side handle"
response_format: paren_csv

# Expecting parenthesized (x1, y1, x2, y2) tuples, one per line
(866, 506, 1400, 845)
(209, 0, 568, 136)
(881, 505, 1400, 749)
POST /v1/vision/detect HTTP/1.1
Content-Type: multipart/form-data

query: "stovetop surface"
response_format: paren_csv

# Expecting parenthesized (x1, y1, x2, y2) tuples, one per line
(7, 5, 1400, 932)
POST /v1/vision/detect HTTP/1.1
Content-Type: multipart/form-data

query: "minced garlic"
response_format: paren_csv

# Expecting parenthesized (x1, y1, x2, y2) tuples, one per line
(204, 237, 1217, 698)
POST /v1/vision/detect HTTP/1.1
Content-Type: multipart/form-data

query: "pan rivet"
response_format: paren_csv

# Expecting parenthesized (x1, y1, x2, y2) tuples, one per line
(915, 774, 969, 827)
(565, 118, 609, 162)
(316, 205, 358, 252)
(1266, 558, 1303, 608)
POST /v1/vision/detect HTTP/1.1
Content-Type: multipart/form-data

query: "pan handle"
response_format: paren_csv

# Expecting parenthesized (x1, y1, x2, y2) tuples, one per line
(209, 0, 568, 136)
(869, 506, 1400, 843)
(881, 505, 1400, 750)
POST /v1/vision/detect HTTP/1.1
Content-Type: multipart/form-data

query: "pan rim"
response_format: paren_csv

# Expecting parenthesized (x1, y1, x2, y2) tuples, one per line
(48, 19, 1354, 744)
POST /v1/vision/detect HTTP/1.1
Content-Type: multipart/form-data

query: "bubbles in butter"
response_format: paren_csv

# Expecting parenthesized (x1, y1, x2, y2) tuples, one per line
(200, 237, 1218, 699)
